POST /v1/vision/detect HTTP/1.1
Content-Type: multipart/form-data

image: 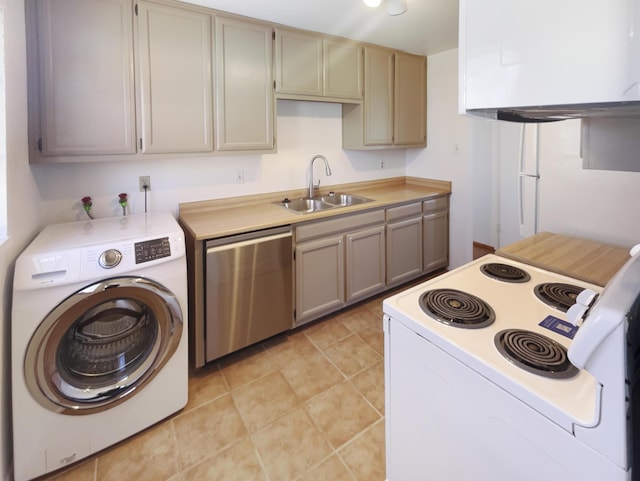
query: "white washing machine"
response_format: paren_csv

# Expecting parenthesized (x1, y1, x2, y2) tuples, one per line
(11, 212, 188, 481)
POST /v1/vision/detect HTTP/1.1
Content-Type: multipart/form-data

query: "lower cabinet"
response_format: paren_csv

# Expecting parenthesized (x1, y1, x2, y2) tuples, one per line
(294, 196, 449, 327)
(423, 197, 450, 273)
(295, 234, 345, 323)
(294, 210, 385, 326)
(386, 203, 423, 286)
(346, 225, 386, 303)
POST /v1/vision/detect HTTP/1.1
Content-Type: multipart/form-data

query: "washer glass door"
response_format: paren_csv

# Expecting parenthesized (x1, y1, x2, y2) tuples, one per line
(25, 276, 183, 414)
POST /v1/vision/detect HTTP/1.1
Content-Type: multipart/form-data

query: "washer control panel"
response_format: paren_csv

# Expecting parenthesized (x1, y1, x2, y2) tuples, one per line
(134, 237, 171, 264)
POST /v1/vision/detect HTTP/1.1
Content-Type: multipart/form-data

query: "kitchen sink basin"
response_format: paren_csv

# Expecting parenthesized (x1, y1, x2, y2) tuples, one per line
(313, 192, 373, 206)
(276, 192, 373, 214)
(277, 197, 335, 214)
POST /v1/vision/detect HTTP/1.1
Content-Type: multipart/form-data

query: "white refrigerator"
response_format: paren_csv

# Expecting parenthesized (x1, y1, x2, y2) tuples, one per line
(498, 123, 540, 247)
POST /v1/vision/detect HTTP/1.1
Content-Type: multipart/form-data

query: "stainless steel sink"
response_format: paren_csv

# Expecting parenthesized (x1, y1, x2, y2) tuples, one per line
(276, 192, 373, 214)
(313, 192, 373, 206)
(277, 197, 335, 214)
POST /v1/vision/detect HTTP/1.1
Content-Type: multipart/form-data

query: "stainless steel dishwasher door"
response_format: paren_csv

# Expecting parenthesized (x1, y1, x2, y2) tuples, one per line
(205, 226, 293, 362)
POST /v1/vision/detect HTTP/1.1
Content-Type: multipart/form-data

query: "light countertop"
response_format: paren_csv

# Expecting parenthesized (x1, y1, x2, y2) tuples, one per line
(497, 231, 631, 287)
(178, 176, 451, 241)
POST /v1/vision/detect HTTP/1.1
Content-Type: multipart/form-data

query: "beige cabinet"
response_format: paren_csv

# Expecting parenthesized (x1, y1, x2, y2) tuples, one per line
(295, 235, 345, 324)
(386, 202, 423, 286)
(137, 1, 213, 154)
(394, 51, 427, 146)
(214, 16, 274, 152)
(345, 225, 386, 303)
(342, 47, 426, 150)
(275, 27, 362, 102)
(294, 210, 385, 326)
(423, 197, 450, 273)
(28, 0, 136, 158)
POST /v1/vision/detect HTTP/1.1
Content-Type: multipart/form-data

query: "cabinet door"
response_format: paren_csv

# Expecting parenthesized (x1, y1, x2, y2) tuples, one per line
(364, 47, 394, 145)
(424, 210, 449, 273)
(275, 28, 323, 96)
(33, 0, 135, 156)
(295, 235, 345, 325)
(214, 16, 274, 151)
(394, 51, 426, 146)
(324, 38, 362, 100)
(386, 216, 423, 286)
(346, 225, 385, 303)
(137, 2, 213, 153)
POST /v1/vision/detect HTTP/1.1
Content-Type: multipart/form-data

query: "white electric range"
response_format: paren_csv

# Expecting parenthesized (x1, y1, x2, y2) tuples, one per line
(383, 252, 639, 481)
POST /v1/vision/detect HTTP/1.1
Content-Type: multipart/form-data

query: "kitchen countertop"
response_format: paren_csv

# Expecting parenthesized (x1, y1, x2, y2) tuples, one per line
(178, 176, 451, 240)
(496, 231, 631, 287)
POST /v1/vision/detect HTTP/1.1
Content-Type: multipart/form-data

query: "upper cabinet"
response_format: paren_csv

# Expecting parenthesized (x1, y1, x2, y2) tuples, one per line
(136, 1, 213, 154)
(214, 16, 274, 152)
(394, 51, 427, 146)
(27, 0, 136, 158)
(342, 47, 426, 150)
(275, 27, 363, 103)
(26, 0, 424, 162)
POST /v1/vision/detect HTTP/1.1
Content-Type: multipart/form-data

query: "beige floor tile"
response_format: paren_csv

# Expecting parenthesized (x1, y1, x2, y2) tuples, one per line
(305, 381, 380, 449)
(252, 407, 332, 481)
(350, 360, 384, 414)
(336, 305, 380, 334)
(339, 420, 386, 481)
(232, 370, 300, 432)
(96, 422, 179, 481)
(173, 394, 248, 470)
(219, 344, 279, 390)
(361, 297, 384, 318)
(263, 330, 322, 369)
(356, 323, 384, 355)
(47, 459, 96, 481)
(185, 364, 228, 412)
(280, 349, 344, 401)
(298, 455, 355, 481)
(182, 438, 267, 481)
(321, 334, 382, 377)
(303, 318, 352, 349)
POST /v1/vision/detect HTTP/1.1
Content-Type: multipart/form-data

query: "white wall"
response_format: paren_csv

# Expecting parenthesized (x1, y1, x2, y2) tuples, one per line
(0, 1, 41, 479)
(406, 48, 473, 268)
(537, 120, 640, 248)
(33, 100, 406, 223)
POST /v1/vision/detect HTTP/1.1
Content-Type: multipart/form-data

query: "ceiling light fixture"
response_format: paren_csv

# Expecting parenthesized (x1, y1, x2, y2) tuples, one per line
(362, 0, 408, 16)
(386, 0, 408, 15)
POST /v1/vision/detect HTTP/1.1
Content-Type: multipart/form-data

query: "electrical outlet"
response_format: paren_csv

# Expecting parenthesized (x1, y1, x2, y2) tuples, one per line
(236, 169, 244, 184)
(139, 176, 151, 192)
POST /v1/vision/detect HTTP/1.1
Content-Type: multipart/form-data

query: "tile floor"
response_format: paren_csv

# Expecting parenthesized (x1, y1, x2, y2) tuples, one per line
(40, 284, 412, 481)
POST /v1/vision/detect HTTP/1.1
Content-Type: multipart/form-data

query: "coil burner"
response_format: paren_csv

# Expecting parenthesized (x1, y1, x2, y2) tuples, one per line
(494, 329, 578, 379)
(480, 263, 531, 283)
(420, 288, 496, 329)
(534, 283, 584, 312)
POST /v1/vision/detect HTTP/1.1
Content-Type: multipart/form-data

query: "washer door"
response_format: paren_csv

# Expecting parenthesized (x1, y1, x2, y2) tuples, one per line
(25, 277, 183, 415)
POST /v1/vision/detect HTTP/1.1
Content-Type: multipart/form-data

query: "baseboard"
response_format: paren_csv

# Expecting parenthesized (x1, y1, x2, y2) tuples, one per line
(473, 241, 495, 260)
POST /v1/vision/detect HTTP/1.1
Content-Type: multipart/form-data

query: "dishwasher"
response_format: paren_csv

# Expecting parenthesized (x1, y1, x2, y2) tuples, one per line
(205, 226, 293, 362)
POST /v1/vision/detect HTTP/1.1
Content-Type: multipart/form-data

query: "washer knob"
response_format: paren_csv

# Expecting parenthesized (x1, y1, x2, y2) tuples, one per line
(99, 249, 122, 269)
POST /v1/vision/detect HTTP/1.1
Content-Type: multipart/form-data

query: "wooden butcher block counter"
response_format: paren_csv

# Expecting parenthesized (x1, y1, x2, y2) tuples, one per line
(497, 231, 631, 287)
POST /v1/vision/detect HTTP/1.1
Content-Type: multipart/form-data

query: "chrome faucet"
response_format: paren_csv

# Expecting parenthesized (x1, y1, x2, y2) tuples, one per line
(308, 154, 332, 197)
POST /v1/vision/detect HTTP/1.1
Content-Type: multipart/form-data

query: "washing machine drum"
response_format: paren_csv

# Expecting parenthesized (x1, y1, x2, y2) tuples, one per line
(24, 277, 183, 415)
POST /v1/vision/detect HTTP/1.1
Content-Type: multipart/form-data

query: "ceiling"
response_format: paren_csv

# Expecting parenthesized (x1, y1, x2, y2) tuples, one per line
(177, 0, 459, 56)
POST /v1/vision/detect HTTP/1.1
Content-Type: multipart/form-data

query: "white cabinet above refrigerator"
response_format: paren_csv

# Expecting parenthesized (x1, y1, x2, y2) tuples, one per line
(459, 0, 640, 121)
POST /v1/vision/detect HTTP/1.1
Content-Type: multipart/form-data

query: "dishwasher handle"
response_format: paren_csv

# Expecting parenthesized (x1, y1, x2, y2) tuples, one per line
(206, 226, 292, 252)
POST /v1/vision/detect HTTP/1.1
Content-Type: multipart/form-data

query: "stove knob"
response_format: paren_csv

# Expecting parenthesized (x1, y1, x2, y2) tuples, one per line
(99, 249, 122, 269)
(567, 303, 589, 326)
(576, 288, 598, 307)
